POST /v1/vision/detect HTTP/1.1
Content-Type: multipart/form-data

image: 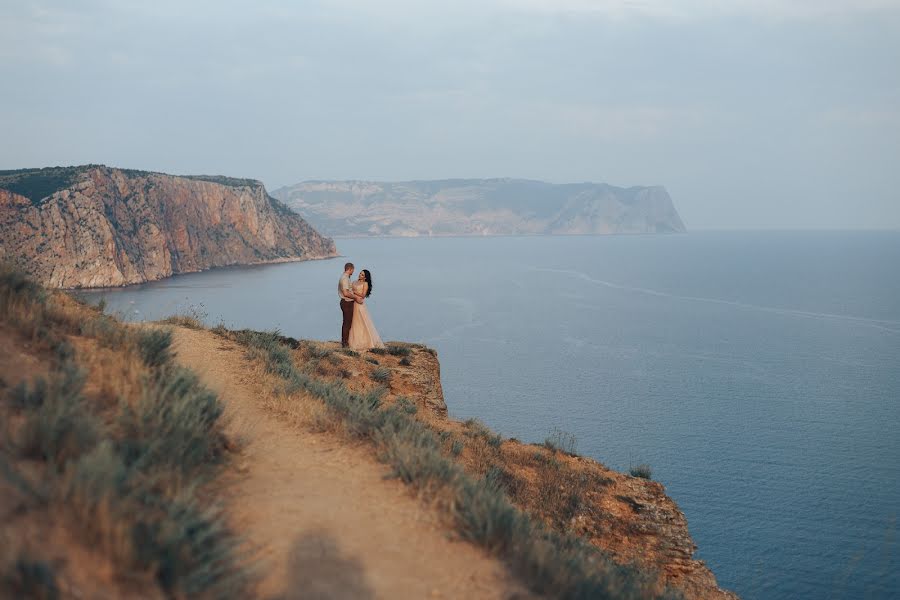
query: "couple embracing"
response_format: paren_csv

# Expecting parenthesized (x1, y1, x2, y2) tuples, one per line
(339, 262, 385, 351)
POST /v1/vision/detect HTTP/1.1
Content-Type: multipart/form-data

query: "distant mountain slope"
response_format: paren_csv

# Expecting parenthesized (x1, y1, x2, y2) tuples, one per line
(272, 178, 686, 237)
(0, 165, 337, 288)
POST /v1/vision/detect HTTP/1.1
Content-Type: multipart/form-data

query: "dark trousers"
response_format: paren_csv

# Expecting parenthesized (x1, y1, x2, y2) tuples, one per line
(340, 299, 354, 346)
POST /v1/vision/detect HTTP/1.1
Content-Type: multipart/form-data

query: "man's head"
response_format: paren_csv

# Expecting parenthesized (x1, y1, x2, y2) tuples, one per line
(344, 262, 354, 275)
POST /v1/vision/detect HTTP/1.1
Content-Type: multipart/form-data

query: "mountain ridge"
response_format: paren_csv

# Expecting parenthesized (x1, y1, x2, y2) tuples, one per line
(272, 178, 686, 237)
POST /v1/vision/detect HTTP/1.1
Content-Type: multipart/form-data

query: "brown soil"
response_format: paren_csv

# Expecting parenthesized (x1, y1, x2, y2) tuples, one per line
(170, 327, 533, 600)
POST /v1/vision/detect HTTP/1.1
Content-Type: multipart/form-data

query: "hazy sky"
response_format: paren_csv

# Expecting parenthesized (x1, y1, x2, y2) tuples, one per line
(2, 0, 899, 229)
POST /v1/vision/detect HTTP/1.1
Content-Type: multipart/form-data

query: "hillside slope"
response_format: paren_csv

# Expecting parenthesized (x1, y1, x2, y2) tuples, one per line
(170, 326, 533, 599)
(0, 166, 337, 288)
(194, 324, 736, 600)
(272, 178, 686, 237)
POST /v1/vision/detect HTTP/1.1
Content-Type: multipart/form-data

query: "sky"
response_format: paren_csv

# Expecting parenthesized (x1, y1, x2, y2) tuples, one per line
(1, 0, 899, 229)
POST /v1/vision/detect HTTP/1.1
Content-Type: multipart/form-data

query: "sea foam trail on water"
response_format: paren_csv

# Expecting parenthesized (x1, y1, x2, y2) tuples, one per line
(531, 268, 900, 335)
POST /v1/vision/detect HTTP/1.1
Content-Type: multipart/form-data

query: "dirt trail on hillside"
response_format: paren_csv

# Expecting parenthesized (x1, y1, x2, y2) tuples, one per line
(170, 327, 531, 600)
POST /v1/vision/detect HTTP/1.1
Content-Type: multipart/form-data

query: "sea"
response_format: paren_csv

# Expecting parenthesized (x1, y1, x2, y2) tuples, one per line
(79, 231, 900, 600)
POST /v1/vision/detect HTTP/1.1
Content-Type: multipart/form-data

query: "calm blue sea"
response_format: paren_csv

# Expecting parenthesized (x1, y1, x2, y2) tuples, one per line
(80, 231, 900, 600)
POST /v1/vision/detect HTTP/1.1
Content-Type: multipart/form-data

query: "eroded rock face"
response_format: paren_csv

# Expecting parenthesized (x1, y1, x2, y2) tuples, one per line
(272, 178, 687, 237)
(0, 166, 337, 288)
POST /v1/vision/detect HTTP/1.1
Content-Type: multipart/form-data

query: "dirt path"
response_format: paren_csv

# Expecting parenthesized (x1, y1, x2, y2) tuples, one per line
(170, 327, 531, 600)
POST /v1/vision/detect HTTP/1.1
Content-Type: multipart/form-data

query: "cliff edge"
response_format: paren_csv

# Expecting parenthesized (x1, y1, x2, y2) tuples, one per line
(214, 328, 736, 600)
(0, 165, 337, 288)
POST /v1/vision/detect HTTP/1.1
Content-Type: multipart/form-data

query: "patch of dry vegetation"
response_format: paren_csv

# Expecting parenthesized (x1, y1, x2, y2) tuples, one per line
(0, 267, 249, 598)
(215, 327, 678, 600)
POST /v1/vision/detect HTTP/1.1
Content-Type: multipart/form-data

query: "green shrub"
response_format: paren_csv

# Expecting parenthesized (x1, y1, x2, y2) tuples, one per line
(368, 347, 386, 355)
(135, 328, 174, 368)
(0, 265, 46, 306)
(79, 315, 129, 348)
(485, 465, 521, 497)
(629, 464, 652, 480)
(365, 357, 379, 365)
(1, 558, 60, 600)
(371, 367, 391, 383)
(161, 315, 205, 330)
(396, 396, 417, 414)
(399, 357, 412, 366)
(450, 439, 464, 456)
(117, 366, 225, 475)
(308, 345, 332, 359)
(544, 427, 578, 456)
(14, 366, 100, 470)
(387, 344, 411, 357)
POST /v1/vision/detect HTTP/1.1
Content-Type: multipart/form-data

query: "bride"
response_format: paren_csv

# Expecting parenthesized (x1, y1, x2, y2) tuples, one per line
(347, 269, 385, 351)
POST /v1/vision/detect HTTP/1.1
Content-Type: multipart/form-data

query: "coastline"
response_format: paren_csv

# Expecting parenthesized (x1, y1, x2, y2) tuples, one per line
(62, 251, 340, 291)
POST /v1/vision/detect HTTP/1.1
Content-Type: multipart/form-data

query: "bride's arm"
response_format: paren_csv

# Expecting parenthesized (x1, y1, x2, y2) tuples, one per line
(355, 283, 368, 303)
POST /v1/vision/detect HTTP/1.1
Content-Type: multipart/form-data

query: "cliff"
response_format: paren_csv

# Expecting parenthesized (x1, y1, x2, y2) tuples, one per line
(272, 178, 686, 237)
(244, 333, 736, 600)
(0, 165, 337, 288)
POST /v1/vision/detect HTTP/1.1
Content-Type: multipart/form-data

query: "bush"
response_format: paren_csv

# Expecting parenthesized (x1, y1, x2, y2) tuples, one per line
(161, 315, 204, 330)
(399, 357, 412, 367)
(14, 365, 100, 470)
(629, 464, 652, 480)
(307, 345, 332, 359)
(387, 345, 411, 357)
(370, 367, 391, 384)
(396, 396, 417, 415)
(450, 439, 464, 457)
(368, 347, 386, 355)
(1, 558, 60, 600)
(135, 328, 174, 368)
(79, 315, 129, 348)
(544, 427, 578, 455)
(0, 266, 46, 307)
(117, 366, 225, 475)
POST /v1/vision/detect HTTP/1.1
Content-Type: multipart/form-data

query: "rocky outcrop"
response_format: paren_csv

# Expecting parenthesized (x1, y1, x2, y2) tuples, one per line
(272, 178, 686, 237)
(0, 166, 337, 288)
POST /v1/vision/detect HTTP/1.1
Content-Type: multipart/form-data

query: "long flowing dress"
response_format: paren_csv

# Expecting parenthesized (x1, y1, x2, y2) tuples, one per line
(347, 282, 385, 351)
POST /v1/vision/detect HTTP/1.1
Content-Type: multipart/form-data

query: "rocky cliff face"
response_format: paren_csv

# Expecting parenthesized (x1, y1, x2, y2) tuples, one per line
(272, 178, 686, 237)
(382, 346, 735, 600)
(0, 166, 337, 288)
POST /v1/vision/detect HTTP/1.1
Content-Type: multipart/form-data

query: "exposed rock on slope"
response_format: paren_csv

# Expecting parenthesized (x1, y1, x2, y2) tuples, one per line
(272, 178, 686, 237)
(0, 166, 337, 288)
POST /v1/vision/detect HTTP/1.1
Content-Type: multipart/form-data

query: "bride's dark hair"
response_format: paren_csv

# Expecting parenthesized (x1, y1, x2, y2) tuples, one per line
(361, 269, 373, 297)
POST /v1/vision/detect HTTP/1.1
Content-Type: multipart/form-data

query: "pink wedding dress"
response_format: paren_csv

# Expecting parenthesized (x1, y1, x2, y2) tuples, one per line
(347, 282, 385, 351)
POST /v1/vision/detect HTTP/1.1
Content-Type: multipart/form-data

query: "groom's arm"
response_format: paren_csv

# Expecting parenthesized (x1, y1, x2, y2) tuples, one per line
(339, 279, 355, 301)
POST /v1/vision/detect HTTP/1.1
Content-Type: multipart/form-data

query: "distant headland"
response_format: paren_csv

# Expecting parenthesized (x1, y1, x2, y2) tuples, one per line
(272, 178, 686, 237)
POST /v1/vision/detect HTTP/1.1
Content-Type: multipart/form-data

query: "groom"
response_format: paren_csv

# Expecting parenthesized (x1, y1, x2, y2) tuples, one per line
(339, 262, 356, 347)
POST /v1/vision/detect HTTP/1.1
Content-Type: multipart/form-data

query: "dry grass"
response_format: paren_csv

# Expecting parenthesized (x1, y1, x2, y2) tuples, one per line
(217, 326, 677, 600)
(0, 266, 249, 598)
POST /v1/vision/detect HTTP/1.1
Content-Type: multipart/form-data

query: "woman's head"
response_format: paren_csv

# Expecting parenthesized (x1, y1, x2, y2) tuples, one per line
(359, 269, 373, 297)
